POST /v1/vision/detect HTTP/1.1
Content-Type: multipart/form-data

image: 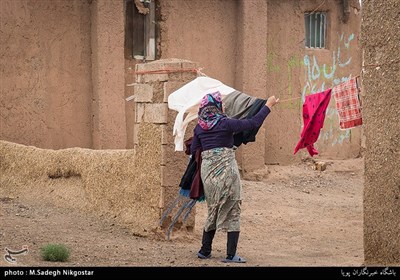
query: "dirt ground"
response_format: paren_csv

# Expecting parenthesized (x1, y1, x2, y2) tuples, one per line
(0, 157, 364, 268)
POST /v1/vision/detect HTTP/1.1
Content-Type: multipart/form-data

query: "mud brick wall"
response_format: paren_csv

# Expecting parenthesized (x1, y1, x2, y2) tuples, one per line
(133, 58, 198, 235)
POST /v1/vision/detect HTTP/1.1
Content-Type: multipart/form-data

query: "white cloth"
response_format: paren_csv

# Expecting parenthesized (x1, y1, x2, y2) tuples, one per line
(168, 76, 235, 151)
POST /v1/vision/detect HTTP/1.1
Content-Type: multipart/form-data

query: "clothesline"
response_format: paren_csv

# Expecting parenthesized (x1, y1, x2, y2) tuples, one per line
(278, 96, 302, 102)
(134, 67, 208, 77)
(277, 76, 361, 103)
(135, 68, 198, 75)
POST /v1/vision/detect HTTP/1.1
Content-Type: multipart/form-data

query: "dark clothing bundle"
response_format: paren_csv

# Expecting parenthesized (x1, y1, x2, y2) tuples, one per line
(179, 137, 204, 201)
(233, 99, 267, 147)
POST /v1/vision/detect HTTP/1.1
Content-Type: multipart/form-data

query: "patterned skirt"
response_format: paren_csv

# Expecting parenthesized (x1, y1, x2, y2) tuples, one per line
(201, 147, 242, 232)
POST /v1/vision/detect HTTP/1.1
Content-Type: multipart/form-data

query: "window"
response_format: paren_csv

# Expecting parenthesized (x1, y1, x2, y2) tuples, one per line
(304, 12, 326, 48)
(125, 0, 156, 60)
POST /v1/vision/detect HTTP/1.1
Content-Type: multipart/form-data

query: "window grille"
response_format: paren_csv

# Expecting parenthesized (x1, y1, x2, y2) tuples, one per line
(304, 12, 327, 48)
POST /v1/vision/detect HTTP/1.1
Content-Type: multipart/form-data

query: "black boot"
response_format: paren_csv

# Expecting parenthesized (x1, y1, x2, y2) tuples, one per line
(226, 231, 240, 259)
(223, 231, 246, 263)
(198, 229, 216, 259)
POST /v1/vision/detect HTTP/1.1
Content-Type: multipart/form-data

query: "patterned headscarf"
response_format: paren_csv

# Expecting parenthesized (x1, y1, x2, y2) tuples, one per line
(198, 91, 226, 130)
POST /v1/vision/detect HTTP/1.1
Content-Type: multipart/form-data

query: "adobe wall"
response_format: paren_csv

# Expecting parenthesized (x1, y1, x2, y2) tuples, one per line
(0, 0, 127, 150)
(157, 0, 238, 88)
(234, 0, 269, 175)
(91, 0, 127, 149)
(361, 0, 400, 265)
(0, 0, 93, 149)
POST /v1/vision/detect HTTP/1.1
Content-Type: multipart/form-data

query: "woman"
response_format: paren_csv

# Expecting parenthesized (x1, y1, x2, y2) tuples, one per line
(190, 91, 279, 263)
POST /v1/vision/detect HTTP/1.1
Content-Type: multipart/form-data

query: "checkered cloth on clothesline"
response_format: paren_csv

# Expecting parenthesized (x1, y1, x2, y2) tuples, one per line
(332, 77, 363, 129)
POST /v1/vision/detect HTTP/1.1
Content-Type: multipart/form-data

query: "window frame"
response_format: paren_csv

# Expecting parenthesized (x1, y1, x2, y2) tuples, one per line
(304, 11, 327, 49)
(125, 0, 156, 61)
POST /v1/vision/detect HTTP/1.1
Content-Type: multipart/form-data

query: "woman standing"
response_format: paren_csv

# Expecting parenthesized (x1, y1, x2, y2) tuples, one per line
(190, 91, 279, 263)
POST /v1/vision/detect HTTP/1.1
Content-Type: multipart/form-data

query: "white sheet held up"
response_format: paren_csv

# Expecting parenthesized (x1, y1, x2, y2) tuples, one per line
(168, 76, 235, 151)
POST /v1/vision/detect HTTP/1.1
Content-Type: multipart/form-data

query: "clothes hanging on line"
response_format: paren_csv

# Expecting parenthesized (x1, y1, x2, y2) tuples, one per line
(332, 77, 363, 130)
(294, 88, 332, 157)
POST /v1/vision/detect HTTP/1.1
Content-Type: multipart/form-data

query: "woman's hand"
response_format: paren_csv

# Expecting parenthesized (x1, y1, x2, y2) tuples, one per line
(266, 96, 280, 109)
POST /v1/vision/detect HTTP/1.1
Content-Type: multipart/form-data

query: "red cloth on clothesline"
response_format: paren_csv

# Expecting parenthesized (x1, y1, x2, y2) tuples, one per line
(332, 77, 363, 129)
(294, 88, 332, 157)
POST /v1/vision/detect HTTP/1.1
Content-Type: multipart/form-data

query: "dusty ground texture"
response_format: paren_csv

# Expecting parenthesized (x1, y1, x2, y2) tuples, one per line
(0, 158, 364, 267)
